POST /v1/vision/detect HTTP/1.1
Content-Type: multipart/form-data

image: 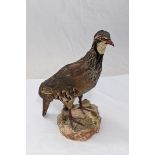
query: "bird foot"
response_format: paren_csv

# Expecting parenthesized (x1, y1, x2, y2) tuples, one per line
(78, 106, 97, 116)
(69, 116, 84, 128)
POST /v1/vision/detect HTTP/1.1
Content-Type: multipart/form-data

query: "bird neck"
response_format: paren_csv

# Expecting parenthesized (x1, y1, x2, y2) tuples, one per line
(92, 40, 106, 54)
(83, 47, 104, 69)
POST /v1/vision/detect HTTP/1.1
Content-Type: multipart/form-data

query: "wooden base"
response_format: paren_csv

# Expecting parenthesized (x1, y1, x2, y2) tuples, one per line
(57, 99, 101, 141)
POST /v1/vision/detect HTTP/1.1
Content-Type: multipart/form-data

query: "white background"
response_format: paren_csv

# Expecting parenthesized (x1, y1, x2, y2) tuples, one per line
(26, 0, 128, 79)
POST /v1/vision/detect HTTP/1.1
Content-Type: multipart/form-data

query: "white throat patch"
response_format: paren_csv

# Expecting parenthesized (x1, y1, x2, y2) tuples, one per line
(97, 41, 107, 54)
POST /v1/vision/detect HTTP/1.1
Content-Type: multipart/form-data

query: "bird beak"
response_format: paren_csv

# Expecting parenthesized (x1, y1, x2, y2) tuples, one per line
(106, 40, 114, 46)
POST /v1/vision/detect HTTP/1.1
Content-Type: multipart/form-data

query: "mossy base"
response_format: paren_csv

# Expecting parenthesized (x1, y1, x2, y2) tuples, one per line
(57, 99, 101, 141)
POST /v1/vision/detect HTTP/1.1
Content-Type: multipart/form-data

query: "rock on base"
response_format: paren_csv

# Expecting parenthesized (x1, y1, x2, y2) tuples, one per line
(57, 99, 101, 141)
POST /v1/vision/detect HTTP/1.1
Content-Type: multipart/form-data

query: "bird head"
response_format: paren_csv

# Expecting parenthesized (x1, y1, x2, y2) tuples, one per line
(93, 30, 114, 54)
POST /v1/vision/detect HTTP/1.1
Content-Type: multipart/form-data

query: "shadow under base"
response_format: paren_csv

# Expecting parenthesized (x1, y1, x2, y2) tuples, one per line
(57, 99, 101, 141)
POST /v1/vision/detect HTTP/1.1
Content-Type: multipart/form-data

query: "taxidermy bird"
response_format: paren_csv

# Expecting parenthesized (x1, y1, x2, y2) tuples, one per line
(39, 30, 114, 126)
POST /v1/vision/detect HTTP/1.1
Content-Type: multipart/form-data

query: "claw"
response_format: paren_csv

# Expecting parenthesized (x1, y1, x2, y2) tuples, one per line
(69, 117, 84, 129)
(79, 106, 95, 113)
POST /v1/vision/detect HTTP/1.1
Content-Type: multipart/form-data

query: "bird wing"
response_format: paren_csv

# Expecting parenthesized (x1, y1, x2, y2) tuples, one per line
(44, 60, 88, 91)
(55, 60, 87, 79)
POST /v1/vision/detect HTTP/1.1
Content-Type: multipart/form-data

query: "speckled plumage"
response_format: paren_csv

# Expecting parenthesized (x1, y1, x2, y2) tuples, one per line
(39, 30, 113, 118)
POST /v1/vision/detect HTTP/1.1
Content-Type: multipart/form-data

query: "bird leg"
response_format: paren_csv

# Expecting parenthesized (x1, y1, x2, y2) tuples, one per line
(78, 95, 96, 115)
(78, 95, 86, 114)
(68, 109, 84, 128)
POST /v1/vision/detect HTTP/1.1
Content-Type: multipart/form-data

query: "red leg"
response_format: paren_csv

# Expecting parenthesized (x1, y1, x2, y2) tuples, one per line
(78, 96, 96, 114)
